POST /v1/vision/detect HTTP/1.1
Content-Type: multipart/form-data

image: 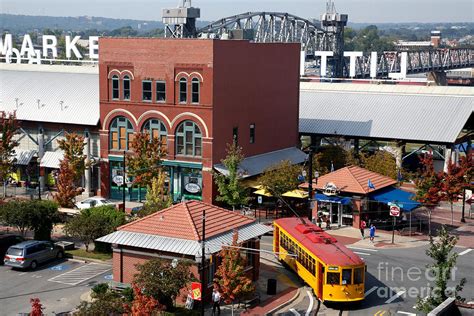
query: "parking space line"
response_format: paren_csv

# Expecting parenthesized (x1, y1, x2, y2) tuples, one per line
(397, 311, 416, 316)
(48, 263, 111, 286)
(353, 251, 371, 256)
(459, 249, 472, 256)
(348, 246, 379, 252)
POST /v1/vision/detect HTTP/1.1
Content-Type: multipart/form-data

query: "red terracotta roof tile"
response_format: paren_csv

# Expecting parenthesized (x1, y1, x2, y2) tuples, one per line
(118, 200, 255, 241)
(300, 165, 397, 195)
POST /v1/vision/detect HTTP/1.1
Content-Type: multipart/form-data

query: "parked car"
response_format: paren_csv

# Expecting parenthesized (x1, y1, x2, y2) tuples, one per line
(75, 197, 116, 210)
(4, 240, 64, 270)
(0, 234, 24, 265)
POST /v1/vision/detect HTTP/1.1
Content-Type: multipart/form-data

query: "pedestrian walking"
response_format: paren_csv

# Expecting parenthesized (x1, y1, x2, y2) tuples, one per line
(212, 287, 221, 315)
(326, 218, 331, 230)
(317, 216, 322, 228)
(360, 219, 366, 239)
(369, 224, 376, 242)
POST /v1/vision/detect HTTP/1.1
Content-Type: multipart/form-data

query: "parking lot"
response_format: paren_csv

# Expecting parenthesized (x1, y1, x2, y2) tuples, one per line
(0, 259, 111, 315)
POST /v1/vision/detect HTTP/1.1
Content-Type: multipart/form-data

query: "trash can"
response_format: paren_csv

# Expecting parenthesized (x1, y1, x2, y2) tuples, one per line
(267, 278, 277, 295)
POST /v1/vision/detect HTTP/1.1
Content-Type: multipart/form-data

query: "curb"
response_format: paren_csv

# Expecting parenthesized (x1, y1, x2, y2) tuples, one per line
(265, 287, 301, 315)
(66, 255, 112, 265)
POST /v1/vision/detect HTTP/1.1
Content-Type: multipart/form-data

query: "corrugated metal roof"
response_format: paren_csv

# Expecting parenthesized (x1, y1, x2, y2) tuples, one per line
(96, 222, 272, 256)
(40, 151, 63, 168)
(214, 147, 307, 178)
(15, 150, 36, 165)
(0, 65, 99, 126)
(299, 88, 473, 144)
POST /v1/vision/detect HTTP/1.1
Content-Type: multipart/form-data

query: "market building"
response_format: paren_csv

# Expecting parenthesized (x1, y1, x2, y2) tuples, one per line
(96, 200, 272, 301)
(98, 38, 304, 203)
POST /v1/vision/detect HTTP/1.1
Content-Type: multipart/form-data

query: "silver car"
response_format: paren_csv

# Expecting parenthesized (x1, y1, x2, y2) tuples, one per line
(4, 240, 64, 270)
(75, 197, 116, 210)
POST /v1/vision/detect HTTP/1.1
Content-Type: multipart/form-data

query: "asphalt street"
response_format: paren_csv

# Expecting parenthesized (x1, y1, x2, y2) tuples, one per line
(260, 235, 474, 316)
(0, 259, 112, 315)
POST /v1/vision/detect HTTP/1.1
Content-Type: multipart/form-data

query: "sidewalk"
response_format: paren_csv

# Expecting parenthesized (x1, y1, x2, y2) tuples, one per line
(326, 226, 429, 249)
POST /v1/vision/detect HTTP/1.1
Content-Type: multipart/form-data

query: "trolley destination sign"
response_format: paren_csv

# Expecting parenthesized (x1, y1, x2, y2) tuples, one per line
(1, 33, 410, 79)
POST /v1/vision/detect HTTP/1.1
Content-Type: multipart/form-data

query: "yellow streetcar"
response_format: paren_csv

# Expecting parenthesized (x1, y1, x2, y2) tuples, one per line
(273, 218, 366, 302)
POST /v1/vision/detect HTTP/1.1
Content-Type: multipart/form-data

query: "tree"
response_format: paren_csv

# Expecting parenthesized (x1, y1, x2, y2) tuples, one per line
(54, 159, 81, 208)
(414, 153, 443, 236)
(415, 226, 466, 313)
(138, 173, 171, 217)
(360, 150, 398, 180)
(126, 132, 166, 188)
(0, 200, 60, 239)
(313, 145, 352, 175)
(259, 160, 300, 198)
(440, 157, 470, 225)
(0, 111, 19, 198)
(29, 298, 44, 316)
(214, 231, 255, 314)
(55, 133, 85, 207)
(124, 283, 165, 316)
(133, 258, 195, 309)
(74, 286, 126, 316)
(213, 143, 249, 210)
(57, 132, 85, 181)
(64, 205, 126, 252)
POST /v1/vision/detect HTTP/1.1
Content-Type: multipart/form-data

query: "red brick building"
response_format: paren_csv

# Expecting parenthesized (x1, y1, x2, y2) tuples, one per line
(97, 200, 271, 301)
(98, 38, 303, 203)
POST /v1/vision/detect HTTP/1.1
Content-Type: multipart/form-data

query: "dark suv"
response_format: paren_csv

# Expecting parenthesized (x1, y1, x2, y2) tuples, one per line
(0, 234, 24, 265)
(4, 240, 64, 270)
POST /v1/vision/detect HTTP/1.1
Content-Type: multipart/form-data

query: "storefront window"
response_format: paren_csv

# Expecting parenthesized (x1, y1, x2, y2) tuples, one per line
(175, 121, 202, 157)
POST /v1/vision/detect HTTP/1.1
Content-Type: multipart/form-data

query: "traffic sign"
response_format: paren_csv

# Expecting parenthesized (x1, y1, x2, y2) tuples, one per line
(390, 205, 401, 217)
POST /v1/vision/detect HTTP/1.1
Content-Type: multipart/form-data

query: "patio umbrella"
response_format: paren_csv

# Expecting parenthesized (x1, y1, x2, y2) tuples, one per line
(282, 189, 309, 199)
(253, 189, 272, 197)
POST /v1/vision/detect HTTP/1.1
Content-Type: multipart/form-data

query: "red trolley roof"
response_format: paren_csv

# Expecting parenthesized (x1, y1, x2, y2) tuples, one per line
(275, 217, 364, 267)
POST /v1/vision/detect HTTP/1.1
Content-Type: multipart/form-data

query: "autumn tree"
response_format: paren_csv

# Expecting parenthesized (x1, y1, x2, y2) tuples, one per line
(441, 157, 471, 225)
(75, 284, 126, 315)
(55, 133, 85, 207)
(127, 132, 169, 214)
(213, 143, 249, 210)
(414, 153, 443, 236)
(214, 231, 255, 313)
(0, 111, 19, 198)
(133, 258, 195, 309)
(415, 226, 466, 313)
(126, 132, 166, 188)
(29, 298, 44, 316)
(259, 160, 300, 198)
(124, 283, 165, 316)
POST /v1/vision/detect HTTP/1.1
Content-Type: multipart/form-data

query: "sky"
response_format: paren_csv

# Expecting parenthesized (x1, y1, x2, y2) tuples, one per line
(0, 0, 473, 23)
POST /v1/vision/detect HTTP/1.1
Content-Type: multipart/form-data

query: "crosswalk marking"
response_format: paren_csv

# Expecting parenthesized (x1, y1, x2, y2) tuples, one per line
(365, 286, 378, 296)
(348, 246, 379, 252)
(459, 249, 472, 256)
(397, 311, 416, 316)
(386, 290, 405, 304)
(48, 263, 111, 286)
(353, 251, 371, 256)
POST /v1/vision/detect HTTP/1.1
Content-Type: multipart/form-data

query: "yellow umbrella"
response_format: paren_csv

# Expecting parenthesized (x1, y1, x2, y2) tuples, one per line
(282, 189, 309, 199)
(253, 189, 272, 197)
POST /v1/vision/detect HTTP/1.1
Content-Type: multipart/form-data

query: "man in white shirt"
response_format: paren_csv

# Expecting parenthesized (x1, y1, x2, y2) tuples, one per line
(212, 287, 221, 315)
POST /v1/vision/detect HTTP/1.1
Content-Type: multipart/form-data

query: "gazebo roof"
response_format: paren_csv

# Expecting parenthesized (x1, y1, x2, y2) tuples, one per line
(300, 165, 397, 195)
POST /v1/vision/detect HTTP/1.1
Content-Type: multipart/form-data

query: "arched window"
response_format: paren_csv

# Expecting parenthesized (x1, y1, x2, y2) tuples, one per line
(191, 78, 200, 104)
(123, 75, 131, 100)
(179, 77, 187, 103)
(112, 75, 119, 100)
(110, 116, 134, 150)
(142, 119, 167, 149)
(176, 121, 202, 157)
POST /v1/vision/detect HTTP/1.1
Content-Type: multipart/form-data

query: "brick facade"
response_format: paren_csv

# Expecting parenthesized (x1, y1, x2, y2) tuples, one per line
(98, 38, 300, 203)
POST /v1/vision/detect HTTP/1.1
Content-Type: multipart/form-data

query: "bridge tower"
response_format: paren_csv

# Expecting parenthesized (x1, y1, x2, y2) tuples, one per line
(320, 0, 347, 78)
(162, 0, 201, 38)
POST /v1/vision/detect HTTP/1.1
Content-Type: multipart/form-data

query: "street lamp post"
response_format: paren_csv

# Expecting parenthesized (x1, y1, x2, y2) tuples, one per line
(307, 146, 314, 221)
(200, 209, 206, 316)
(461, 186, 466, 223)
(122, 150, 126, 212)
(37, 157, 41, 200)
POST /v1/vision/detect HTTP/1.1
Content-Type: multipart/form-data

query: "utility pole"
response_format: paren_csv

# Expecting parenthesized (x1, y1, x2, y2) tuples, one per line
(122, 150, 126, 212)
(307, 146, 314, 221)
(200, 209, 206, 316)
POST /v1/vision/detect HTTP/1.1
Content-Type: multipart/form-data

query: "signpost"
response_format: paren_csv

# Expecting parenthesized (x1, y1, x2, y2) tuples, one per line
(389, 203, 401, 244)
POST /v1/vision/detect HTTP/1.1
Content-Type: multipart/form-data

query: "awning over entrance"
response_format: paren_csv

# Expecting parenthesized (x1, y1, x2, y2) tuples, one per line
(369, 187, 420, 212)
(40, 151, 64, 169)
(315, 193, 351, 205)
(14, 150, 36, 165)
(214, 147, 307, 178)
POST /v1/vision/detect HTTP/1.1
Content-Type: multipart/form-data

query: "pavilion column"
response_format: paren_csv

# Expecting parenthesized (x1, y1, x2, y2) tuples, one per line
(82, 132, 93, 197)
(37, 127, 45, 192)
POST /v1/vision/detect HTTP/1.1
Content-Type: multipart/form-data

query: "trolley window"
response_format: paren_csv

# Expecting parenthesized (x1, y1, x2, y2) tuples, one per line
(327, 272, 340, 285)
(342, 269, 352, 285)
(354, 267, 364, 284)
